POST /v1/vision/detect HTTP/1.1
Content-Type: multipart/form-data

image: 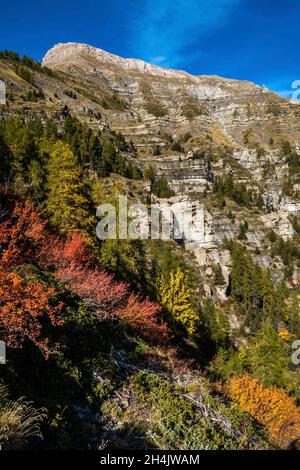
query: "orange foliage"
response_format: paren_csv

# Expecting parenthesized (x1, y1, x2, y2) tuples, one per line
(48, 236, 170, 343)
(0, 269, 63, 357)
(39, 233, 127, 312)
(38, 232, 89, 269)
(120, 294, 170, 345)
(225, 374, 300, 447)
(0, 201, 46, 265)
(0, 202, 168, 345)
(0, 202, 169, 351)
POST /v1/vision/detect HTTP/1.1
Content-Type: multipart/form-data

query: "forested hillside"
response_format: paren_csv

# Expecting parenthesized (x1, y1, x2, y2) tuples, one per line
(1, 47, 300, 450)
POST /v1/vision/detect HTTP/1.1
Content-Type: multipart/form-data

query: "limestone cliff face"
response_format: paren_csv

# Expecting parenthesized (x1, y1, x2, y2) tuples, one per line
(43, 42, 192, 80)
(42, 42, 290, 149)
(41, 43, 300, 191)
(41, 42, 300, 292)
(2, 42, 300, 296)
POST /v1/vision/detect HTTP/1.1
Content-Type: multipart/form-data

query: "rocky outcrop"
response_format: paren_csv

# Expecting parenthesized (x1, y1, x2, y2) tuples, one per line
(43, 42, 194, 80)
(7, 41, 300, 298)
(260, 211, 295, 240)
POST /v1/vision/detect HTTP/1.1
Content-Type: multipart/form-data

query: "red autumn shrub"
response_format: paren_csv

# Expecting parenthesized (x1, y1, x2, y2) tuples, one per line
(39, 232, 127, 313)
(0, 199, 168, 353)
(0, 269, 63, 357)
(119, 294, 171, 345)
(46, 236, 170, 343)
(56, 262, 128, 313)
(38, 232, 89, 269)
(0, 201, 46, 265)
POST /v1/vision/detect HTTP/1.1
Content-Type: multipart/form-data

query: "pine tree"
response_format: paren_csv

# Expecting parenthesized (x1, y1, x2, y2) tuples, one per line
(238, 222, 248, 240)
(241, 269, 252, 312)
(260, 269, 276, 321)
(16, 66, 33, 84)
(151, 177, 174, 198)
(152, 145, 160, 156)
(214, 264, 225, 285)
(284, 297, 300, 337)
(0, 129, 10, 180)
(101, 139, 116, 173)
(44, 119, 58, 138)
(143, 165, 155, 183)
(157, 268, 198, 335)
(28, 159, 45, 200)
(249, 323, 289, 387)
(27, 118, 44, 139)
(89, 132, 102, 172)
(230, 243, 262, 310)
(45, 140, 92, 233)
(100, 238, 149, 291)
(201, 297, 229, 346)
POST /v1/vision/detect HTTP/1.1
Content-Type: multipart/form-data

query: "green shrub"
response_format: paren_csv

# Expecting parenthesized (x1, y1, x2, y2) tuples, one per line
(103, 371, 274, 450)
(16, 66, 33, 85)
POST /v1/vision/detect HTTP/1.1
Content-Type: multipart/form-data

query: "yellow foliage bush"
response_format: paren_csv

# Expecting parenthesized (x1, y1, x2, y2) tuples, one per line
(157, 268, 198, 334)
(278, 328, 295, 343)
(225, 374, 300, 448)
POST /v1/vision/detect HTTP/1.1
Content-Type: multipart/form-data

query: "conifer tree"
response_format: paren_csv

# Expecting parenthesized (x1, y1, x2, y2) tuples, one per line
(285, 297, 300, 336)
(143, 165, 155, 183)
(0, 129, 10, 180)
(241, 269, 252, 312)
(28, 159, 45, 200)
(44, 119, 58, 138)
(100, 238, 149, 291)
(45, 140, 92, 233)
(158, 268, 198, 334)
(214, 264, 225, 286)
(201, 297, 229, 346)
(249, 323, 289, 387)
(260, 269, 276, 321)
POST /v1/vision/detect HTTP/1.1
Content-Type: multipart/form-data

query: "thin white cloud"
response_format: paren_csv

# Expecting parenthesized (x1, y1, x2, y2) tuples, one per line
(128, 0, 242, 68)
(276, 89, 292, 98)
(265, 79, 300, 100)
(151, 55, 167, 65)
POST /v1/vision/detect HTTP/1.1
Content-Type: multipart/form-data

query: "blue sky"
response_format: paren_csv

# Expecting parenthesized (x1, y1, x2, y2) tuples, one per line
(0, 0, 299, 97)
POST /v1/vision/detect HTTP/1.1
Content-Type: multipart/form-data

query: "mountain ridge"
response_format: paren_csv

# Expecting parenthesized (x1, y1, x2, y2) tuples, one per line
(43, 42, 194, 80)
(42, 41, 267, 93)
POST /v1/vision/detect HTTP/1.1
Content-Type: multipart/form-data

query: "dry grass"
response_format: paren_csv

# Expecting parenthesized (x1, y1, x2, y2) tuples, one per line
(0, 384, 46, 449)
